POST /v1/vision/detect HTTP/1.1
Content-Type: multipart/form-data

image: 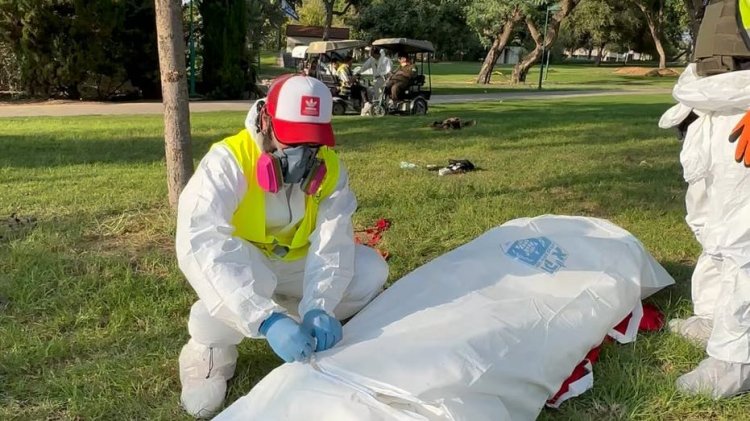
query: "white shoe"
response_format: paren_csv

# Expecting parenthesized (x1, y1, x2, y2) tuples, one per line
(360, 102, 373, 116)
(668, 316, 713, 346)
(179, 340, 239, 418)
(676, 357, 750, 398)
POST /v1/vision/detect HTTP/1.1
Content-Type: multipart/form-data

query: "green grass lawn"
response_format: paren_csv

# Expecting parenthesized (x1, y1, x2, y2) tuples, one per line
(260, 51, 678, 95)
(429, 62, 679, 95)
(3, 94, 749, 420)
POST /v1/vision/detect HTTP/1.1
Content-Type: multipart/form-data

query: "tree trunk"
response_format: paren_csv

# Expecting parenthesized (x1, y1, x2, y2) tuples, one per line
(512, 16, 544, 84)
(323, 0, 334, 41)
(671, 48, 688, 62)
(476, 37, 504, 84)
(155, 0, 193, 208)
(594, 43, 606, 66)
(684, 0, 702, 51)
(511, 0, 581, 84)
(631, 0, 667, 69)
(512, 47, 543, 83)
(476, 9, 522, 84)
(649, 22, 667, 69)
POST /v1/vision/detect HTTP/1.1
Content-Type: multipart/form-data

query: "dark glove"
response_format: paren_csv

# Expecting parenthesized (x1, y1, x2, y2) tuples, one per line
(676, 111, 698, 141)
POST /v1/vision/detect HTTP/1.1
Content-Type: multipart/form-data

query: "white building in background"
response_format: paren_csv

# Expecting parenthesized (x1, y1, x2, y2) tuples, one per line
(494, 46, 524, 64)
(566, 47, 653, 63)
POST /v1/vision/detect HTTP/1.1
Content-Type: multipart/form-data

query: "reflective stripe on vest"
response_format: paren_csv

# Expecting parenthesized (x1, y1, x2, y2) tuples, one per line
(741, 0, 750, 48)
(215, 129, 340, 261)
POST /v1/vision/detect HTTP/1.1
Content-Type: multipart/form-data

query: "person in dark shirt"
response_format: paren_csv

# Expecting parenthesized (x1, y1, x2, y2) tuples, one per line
(385, 53, 417, 101)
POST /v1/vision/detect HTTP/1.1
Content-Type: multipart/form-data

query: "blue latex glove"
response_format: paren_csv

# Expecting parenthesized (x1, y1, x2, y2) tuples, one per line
(260, 313, 315, 363)
(302, 309, 343, 352)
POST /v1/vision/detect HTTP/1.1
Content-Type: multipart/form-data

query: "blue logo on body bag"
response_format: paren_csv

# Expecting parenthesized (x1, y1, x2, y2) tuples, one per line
(503, 236, 568, 274)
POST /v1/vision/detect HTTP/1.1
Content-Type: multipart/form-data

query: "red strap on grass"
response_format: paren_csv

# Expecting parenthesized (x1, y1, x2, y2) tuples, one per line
(548, 303, 665, 407)
(354, 218, 391, 260)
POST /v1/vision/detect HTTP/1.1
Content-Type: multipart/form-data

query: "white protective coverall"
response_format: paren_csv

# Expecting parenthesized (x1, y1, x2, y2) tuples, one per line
(214, 215, 675, 421)
(357, 53, 393, 100)
(175, 102, 389, 417)
(659, 64, 750, 397)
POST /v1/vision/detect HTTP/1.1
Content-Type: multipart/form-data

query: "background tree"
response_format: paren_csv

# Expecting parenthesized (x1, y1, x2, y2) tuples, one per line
(199, 0, 249, 98)
(466, 0, 525, 83)
(246, 0, 290, 96)
(432, 0, 485, 61)
(682, 0, 702, 46)
(298, 0, 329, 26)
(661, 0, 691, 61)
(562, 0, 641, 65)
(154, 0, 193, 208)
(321, 0, 360, 40)
(0, 41, 20, 93)
(466, 0, 580, 85)
(0, 0, 160, 100)
(354, 0, 483, 60)
(248, 0, 302, 52)
(626, 0, 669, 69)
(120, 1, 161, 99)
(510, 0, 582, 83)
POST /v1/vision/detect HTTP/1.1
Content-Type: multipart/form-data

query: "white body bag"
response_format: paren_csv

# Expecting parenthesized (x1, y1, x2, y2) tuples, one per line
(216, 215, 675, 421)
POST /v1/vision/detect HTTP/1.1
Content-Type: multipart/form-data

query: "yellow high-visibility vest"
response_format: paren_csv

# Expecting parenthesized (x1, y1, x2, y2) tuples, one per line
(215, 129, 340, 261)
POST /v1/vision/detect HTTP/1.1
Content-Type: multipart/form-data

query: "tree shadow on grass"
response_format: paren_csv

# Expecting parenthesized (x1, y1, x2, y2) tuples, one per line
(0, 133, 221, 168)
(336, 100, 675, 153)
(0, 99, 674, 169)
(551, 77, 675, 87)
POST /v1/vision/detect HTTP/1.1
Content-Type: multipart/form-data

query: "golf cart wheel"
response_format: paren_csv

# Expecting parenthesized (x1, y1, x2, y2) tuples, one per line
(332, 102, 346, 116)
(412, 97, 428, 115)
(372, 104, 386, 117)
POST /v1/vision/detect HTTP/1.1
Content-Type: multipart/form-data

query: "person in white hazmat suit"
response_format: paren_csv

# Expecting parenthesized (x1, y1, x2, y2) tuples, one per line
(659, 0, 750, 398)
(355, 47, 393, 101)
(175, 74, 389, 418)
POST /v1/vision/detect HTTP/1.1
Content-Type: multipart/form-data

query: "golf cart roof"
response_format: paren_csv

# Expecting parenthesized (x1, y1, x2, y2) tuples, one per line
(306, 39, 367, 54)
(372, 38, 435, 53)
(291, 45, 308, 59)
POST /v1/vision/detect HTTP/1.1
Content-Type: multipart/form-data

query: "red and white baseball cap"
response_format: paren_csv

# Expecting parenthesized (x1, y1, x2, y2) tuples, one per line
(266, 74, 335, 147)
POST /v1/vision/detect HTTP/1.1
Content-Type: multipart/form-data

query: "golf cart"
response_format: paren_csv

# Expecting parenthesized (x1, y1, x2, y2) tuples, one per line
(370, 38, 433, 116)
(291, 45, 309, 73)
(306, 39, 368, 115)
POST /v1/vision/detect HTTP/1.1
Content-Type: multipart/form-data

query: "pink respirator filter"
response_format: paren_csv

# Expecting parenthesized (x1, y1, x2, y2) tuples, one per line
(256, 153, 283, 193)
(303, 164, 327, 195)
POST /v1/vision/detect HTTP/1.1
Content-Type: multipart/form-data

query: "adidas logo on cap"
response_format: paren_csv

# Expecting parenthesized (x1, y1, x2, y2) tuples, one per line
(301, 96, 320, 117)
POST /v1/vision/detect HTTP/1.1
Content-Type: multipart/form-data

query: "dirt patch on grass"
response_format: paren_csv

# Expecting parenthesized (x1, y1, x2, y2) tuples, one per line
(80, 211, 176, 280)
(585, 402, 629, 420)
(0, 213, 38, 242)
(614, 67, 680, 77)
(82, 210, 174, 259)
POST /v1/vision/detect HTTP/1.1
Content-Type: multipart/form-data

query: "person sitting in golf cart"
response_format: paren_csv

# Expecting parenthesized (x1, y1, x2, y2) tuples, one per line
(328, 56, 340, 77)
(303, 57, 319, 77)
(385, 52, 418, 101)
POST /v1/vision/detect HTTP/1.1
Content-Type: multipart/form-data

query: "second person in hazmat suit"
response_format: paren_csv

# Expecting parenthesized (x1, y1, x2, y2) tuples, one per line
(175, 74, 389, 418)
(356, 46, 393, 100)
(659, 0, 750, 399)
